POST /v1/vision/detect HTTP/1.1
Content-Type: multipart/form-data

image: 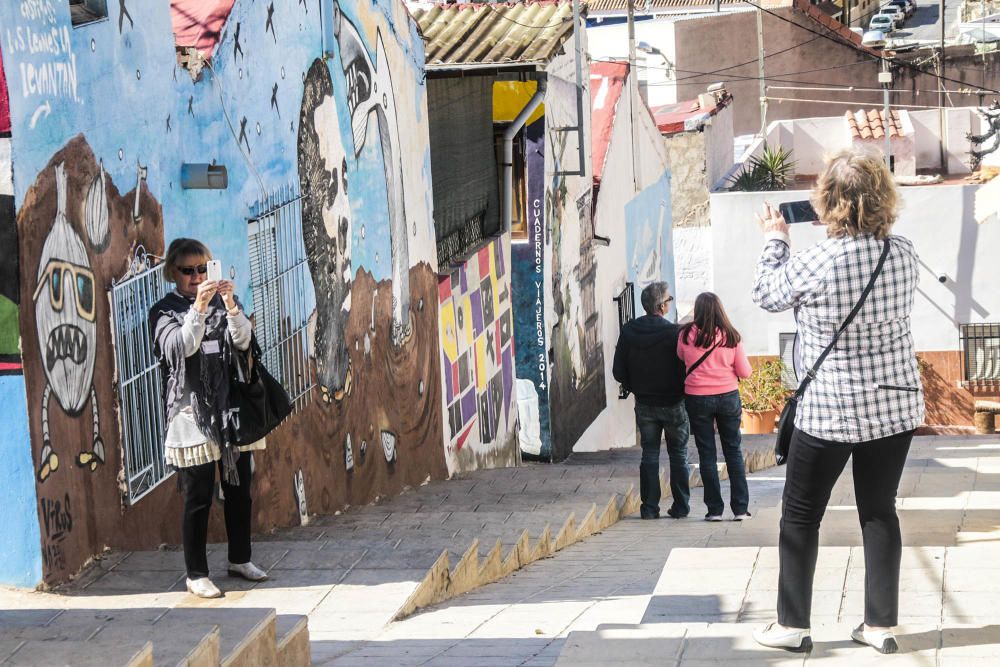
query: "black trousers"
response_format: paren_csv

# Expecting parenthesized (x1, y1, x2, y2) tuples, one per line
(778, 427, 913, 629)
(176, 452, 253, 579)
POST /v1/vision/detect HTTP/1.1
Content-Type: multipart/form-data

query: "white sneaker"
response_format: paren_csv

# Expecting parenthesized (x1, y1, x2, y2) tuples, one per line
(753, 622, 812, 652)
(734, 512, 753, 521)
(186, 577, 223, 598)
(851, 623, 898, 654)
(705, 514, 724, 522)
(227, 561, 269, 582)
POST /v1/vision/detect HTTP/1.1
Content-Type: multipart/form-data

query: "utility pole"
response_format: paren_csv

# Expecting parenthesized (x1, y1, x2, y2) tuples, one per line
(757, 7, 767, 138)
(880, 59, 893, 171)
(627, 0, 639, 192)
(939, 0, 947, 172)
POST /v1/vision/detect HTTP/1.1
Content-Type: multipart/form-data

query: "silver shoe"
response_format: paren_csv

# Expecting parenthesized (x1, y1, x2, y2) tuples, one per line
(186, 577, 223, 598)
(753, 622, 812, 652)
(227, 561, 269, 582)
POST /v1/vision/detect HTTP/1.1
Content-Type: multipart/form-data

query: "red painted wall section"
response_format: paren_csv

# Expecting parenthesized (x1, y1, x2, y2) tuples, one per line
(170, 0, 237, 58)
(0, 48, 10, 135)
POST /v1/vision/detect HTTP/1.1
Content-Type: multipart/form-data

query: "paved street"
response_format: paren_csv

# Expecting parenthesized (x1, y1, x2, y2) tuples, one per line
(886, 0, 961, 43)
(3, 435, 1000, 665)
(313, 435, 1000, 665)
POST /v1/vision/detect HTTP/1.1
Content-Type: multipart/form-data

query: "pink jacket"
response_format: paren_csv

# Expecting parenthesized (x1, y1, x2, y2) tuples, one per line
(677, 326, 752, 396)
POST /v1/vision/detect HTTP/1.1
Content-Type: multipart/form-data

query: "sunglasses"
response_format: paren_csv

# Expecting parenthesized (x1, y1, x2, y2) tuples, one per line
(32, 259, 97, 322)
(661, 297, 674, 306)
(176, 264, 208, 277)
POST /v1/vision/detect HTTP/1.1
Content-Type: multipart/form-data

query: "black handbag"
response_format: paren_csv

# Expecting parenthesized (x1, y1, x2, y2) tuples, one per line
(774, 238, 891, 465)
(229, 335, 293, 446)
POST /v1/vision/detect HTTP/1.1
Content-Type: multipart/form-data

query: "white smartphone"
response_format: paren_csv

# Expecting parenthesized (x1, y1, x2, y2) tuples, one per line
(206, 260, 222, 282)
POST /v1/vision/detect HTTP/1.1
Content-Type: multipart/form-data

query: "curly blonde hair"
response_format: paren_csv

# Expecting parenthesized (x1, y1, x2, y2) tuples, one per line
(811, 147, 899, 240)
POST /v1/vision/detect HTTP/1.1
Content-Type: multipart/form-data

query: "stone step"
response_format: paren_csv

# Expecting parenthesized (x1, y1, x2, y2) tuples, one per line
(2, 639, 154, 667)
(0, 607, 308, 667)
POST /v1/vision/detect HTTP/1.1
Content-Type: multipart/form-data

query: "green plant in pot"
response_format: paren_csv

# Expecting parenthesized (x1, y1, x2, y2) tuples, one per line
(739, 359, 788, 434)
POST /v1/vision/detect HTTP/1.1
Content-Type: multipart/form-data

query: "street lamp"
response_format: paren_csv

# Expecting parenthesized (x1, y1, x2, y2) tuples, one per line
(636, 41, 674, 79)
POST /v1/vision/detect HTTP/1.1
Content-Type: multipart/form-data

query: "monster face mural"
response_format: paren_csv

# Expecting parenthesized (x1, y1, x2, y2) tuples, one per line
(299, 58, 354, 402)
(332, 1, 411, 346)
(33, 163, 104, 481)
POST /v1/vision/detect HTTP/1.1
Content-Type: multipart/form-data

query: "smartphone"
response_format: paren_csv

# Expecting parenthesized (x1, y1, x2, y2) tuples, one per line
(778, 200, 819, 224)
(206, 260, 222, 282)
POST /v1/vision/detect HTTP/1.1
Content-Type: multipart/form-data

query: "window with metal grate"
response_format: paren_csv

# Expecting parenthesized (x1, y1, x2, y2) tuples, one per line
(69, 0, 108, 27)
(961, 323, 1000, 382)
(247, 185, 316, 412)
(110, 252, 171, 504)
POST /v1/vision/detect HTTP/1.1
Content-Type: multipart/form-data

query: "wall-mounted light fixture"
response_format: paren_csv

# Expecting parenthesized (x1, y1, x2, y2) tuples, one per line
(181, 163, 229, 190)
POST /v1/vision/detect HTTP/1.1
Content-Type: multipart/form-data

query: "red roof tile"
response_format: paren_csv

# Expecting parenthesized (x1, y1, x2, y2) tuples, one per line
(591, 61, 629, 185)
(846, 109, 903, 140)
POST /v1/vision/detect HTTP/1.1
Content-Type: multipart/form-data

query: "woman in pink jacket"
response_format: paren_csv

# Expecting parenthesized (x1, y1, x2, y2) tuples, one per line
(677, 292, 753, 521)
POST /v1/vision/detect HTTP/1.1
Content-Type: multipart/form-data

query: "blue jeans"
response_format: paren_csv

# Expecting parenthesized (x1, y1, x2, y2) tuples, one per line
(685, 390, 749, 516)
(635, 401, 691, 518)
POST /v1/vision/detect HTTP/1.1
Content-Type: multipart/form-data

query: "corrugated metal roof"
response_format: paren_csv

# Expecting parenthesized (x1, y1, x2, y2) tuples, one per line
(586, 0, 790, 13)
(410, 1, 577, 70)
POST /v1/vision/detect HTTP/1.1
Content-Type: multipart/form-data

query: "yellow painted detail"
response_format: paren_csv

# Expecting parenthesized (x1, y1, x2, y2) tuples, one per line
(493, 81, 545, 125)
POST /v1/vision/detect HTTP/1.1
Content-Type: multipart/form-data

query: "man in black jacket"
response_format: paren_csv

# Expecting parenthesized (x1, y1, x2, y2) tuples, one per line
(612, 281, 690, 519)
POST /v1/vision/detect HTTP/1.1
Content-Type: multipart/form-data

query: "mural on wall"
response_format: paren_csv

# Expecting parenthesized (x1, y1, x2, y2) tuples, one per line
(512, 118, 551, 458)
(546, 80, 606, 461)
(0, 50, 19, 376)
(438, 237, 519, 472)
(1, 0, 443, 586)
(290, 0, 444, 513)
(625, 173, 675, 320)
(17, 135, 163, 578)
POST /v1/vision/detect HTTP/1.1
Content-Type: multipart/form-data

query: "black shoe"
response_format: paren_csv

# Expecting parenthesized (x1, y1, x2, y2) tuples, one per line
(640, 510, 660, 520)
(666, 508, 688, 519)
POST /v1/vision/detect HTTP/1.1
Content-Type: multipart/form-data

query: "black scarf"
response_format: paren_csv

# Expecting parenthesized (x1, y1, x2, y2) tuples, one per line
(150, 291, 242, 484)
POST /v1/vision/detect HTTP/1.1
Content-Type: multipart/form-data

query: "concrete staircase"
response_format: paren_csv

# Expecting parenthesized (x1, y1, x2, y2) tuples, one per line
(0, 607, 310, 666)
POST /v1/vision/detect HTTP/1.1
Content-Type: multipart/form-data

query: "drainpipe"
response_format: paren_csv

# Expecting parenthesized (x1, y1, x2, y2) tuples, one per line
(503, 78, 547, 233)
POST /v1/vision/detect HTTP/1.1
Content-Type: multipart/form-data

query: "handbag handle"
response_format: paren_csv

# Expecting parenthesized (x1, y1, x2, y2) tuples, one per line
(792, 238, 891, 401)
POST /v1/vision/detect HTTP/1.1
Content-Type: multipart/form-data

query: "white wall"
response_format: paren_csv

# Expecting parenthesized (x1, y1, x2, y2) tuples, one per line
(708, 184, 1000, 356)
(909, 108, 979, 175)
(573, 77, 671, 453)
(586, 19, 678, 108)
(705, 103, 735, 190)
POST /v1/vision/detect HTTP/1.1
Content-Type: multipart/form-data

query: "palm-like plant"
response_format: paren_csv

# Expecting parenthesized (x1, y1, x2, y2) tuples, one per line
(728, 145, 796, 192)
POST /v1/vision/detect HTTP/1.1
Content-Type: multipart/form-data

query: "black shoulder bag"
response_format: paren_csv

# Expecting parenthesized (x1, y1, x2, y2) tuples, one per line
(229, 335, 294, 446)
(774, 238, 890, 465)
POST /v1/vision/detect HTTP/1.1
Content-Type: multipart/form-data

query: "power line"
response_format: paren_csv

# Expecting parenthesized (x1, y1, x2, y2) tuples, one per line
(483, 3, 571, 30)
(763, 94, 955, 109)
(738, 0, 1000, 95)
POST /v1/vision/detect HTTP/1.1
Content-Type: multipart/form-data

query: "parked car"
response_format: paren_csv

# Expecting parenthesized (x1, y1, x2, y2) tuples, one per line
(875, 5, 905, 28)
(869, 15, 896, 35)
(888, 0, 915, 18)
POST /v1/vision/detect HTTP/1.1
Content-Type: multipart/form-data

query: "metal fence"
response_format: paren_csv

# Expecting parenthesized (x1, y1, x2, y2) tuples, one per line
(248, 185, 315, 412)
(961, 323, 1000, 382)
(110, 251, 170, 504)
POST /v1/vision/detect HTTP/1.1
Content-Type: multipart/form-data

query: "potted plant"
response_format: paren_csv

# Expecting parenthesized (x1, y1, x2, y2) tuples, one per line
(739, 359, 787, 434)
(728, 145, 797, 192)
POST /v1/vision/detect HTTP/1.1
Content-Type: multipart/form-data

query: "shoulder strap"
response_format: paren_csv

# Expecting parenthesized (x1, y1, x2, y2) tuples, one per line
(686, 341, 721, 377)
(793, 238, 891, 400)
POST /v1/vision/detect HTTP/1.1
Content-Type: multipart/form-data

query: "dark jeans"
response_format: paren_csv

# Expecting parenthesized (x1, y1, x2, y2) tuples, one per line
(778, 427, 913, 629)
(177, 452, 254, 579)
(685, 390, 749, 517)
(635, 401, 691, 518)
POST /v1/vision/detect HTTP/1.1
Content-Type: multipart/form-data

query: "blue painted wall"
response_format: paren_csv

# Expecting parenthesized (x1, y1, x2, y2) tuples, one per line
(625, 173, 675, 321)
(0, 0, 443, 584)
(0, 375, 42, 587)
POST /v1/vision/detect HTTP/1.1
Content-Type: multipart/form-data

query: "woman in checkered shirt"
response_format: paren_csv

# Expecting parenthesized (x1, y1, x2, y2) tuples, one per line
(750, 147, 924, 655)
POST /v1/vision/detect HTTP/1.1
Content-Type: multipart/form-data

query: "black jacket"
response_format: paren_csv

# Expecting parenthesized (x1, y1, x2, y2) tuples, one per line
(612, 314, 686, 407)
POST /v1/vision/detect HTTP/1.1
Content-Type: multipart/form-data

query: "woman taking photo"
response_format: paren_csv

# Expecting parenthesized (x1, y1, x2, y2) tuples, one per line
(677, 293, 752, 522)
(150, 238, 268, 598)
(751, 147, 923, 654)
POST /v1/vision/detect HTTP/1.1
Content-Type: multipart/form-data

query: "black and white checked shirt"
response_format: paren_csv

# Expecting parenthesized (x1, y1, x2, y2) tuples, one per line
(752, 232, 925, 443)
